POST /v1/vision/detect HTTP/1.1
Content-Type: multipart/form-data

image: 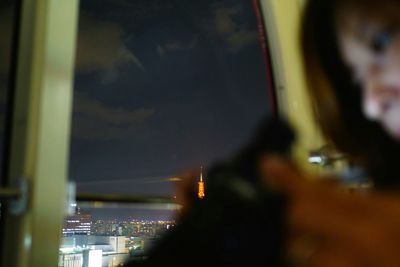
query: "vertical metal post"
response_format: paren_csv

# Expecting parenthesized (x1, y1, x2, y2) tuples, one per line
(0, 1, 78, 266)
(259, 0, 324, 172)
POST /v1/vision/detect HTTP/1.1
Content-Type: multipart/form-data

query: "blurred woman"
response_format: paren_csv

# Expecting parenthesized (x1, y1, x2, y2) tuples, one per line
(263, 0, 400, 266)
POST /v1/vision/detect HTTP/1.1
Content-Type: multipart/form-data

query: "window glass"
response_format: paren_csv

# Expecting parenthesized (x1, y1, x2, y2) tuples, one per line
(61, 0, 274, 265)
(70, 0, 271, 196)
(0, 0, 15, 183)
(60, 203, 178, 266)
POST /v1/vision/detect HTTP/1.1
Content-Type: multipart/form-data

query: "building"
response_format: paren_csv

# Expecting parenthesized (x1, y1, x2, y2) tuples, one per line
(62, 208, 92, 236)
(198, 167, 205, 199)
(59, 235, 129, 267)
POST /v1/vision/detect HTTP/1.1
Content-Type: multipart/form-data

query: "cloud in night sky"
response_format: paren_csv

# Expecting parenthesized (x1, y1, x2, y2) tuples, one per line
(0, 7, 13, 74)
(75, 13, 145, 84)
(156, 45, 166, 56)
(164, 37, 198, 51)
(72, 92, 155, 140)
(211, 4, 257, 53)
(0, 8, 147, 80)
(156, 36, 198, 56)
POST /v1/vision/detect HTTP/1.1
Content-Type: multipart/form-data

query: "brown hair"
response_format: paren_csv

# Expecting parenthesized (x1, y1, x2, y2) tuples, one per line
(301, 0, 400, 188)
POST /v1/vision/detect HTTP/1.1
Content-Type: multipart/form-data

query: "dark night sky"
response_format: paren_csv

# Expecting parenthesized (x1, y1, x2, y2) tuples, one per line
(0, 0, 272, 219)
(0, 0, 15, 180)
(70, 0, 271, 195)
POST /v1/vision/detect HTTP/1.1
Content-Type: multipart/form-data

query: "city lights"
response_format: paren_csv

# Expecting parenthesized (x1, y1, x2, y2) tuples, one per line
(60, 213, 176, 267)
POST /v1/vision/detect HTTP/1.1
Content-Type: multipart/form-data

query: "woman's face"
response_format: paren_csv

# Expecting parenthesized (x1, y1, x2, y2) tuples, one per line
(338, 15, 400, 140)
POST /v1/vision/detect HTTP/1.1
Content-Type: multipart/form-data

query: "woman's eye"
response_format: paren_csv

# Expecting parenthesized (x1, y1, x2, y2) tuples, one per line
(371, 31, 394, 54)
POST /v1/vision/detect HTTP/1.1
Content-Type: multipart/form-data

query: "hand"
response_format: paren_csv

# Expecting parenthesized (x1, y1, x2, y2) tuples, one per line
(173, 168, 200, 217)
(261, 156, 400, 267)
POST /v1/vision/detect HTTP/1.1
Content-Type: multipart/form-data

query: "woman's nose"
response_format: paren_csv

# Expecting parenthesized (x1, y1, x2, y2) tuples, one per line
(363, 89, 383, 120)
(362, 63, 392, 120)
(362, 81, 393, 121)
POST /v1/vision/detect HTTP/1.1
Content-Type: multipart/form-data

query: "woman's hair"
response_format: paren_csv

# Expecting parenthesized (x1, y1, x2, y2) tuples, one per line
(301, 0, 400, 188)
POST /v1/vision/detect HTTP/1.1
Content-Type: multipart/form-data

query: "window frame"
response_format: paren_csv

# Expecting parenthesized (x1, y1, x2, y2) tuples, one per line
(0, 0, 319, 266)
(0, 1, 79, 266)
(259, 0, 324, 171)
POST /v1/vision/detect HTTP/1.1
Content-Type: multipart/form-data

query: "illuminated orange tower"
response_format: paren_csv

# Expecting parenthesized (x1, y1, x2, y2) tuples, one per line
(197, 167, 205, 199)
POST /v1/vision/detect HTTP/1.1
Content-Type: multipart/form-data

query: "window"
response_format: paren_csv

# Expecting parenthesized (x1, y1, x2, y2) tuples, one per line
(60, 0, 274, 266)
(0, 3, 16, 250)
(0, 0, 16, 184)
(0, 2, 16, 240)
(2, 2, 78, 266)
(70, 0, 272, 196)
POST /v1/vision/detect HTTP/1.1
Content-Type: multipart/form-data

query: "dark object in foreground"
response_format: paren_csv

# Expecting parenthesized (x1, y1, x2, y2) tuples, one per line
(125, 117, 295, 267)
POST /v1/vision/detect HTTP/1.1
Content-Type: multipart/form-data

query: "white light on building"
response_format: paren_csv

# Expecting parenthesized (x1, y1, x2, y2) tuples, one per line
(88, 250, 102, 267)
